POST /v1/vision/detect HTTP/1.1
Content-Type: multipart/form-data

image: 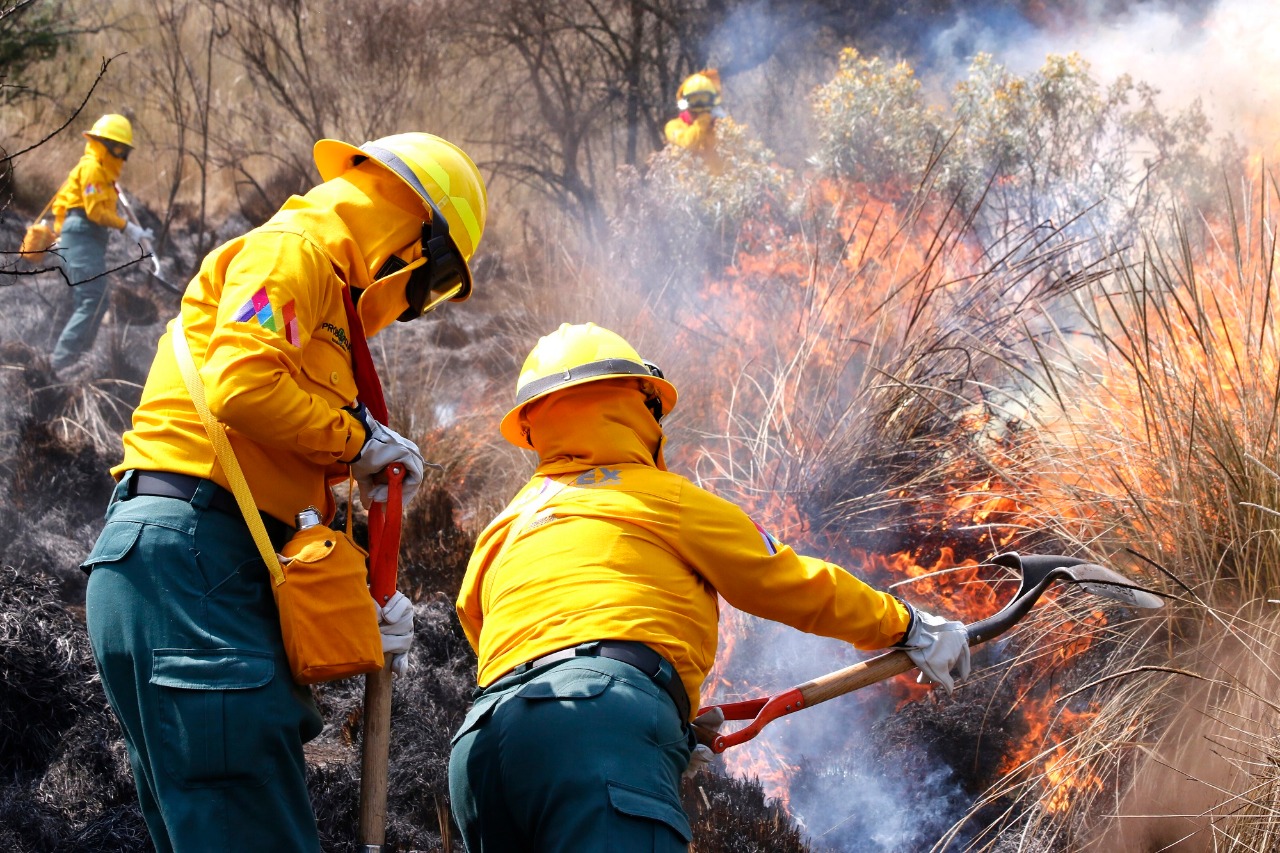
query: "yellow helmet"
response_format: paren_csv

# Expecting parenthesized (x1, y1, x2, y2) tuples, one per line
(84, 114, 133, 148)
(677, 69, 723, 112)
(500, 322, 678, 448)
(314, 132, 488, 300)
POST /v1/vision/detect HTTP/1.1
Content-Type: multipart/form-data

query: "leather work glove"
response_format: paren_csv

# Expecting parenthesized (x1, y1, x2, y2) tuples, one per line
(896, 607, 971, 695)
(684, 706, 726, 778)
(346, 403, 424, 509)
(376, 590, 414, 678)
(122, 221, 153, 244)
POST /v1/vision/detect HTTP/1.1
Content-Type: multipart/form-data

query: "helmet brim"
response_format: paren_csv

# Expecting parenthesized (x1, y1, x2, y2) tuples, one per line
(313, 138, 367, 183)
(498, 374, 678, 448)
(83, 132, 133, 149)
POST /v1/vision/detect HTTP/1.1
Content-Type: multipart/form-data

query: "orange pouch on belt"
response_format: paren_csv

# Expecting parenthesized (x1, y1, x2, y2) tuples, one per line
(275, 524, 384, 685)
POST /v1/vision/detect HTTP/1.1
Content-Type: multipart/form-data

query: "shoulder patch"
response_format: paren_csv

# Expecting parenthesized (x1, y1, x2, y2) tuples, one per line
(232, 287, 300, 347)
(752, 520, 780, 555)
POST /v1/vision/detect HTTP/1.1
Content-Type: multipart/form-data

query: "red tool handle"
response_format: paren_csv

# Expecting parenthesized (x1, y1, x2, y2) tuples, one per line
(366, 464, 404, 606)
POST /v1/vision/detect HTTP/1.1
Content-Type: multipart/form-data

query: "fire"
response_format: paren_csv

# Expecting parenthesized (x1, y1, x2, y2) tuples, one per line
(999, 702, 1106, 814)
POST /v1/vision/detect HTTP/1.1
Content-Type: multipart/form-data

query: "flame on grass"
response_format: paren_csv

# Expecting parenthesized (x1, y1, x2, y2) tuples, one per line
(667, 165, 1136, 828)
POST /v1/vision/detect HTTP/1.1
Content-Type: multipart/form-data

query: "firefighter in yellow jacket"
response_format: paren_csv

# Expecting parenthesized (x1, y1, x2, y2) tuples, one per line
(449, 322, 970, 850)
(81, 133, 487, 853)
(48, 113, 154, 371)
(663, 69, 726, 174)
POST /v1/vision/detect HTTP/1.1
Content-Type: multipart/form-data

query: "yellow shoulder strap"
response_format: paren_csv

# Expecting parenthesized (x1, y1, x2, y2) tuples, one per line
(170, 315, 286, 586)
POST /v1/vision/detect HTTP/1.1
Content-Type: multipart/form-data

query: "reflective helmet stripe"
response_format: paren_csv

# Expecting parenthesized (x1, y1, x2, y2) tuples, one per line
(361, 144, 435, 204)
(362, 143, 483, 253)
(445, 196, 482, 253)
(515, 358, 655, 406)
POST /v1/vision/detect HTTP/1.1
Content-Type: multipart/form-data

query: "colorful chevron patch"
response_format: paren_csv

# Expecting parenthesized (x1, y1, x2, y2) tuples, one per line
(752, 520, 780, 556)
(232, 287, 300, 346)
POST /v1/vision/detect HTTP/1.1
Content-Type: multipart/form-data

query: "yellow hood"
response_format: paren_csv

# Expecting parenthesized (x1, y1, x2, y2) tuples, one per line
(525, 380, 668, 474)
(85, 138, 125, 181)
(284, 160, 425, 336)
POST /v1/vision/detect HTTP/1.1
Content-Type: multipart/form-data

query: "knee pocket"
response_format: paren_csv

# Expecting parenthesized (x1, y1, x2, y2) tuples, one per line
(150, 648, 278, 788)
(606, 780, 692, 849)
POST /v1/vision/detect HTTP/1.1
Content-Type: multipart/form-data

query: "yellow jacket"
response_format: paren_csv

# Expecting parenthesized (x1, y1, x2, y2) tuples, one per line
(114, 166, 425, 524)
(51, 139, 126, 230)
(663, 112, 723, 175)
(456, 381, 912, 718)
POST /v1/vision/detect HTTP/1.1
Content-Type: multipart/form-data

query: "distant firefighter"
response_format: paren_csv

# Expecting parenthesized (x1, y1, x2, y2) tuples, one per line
(663, 69, 726, 174)
(47, 113, 153, 372)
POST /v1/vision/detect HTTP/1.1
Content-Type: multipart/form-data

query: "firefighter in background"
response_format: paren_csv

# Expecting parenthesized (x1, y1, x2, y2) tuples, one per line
(663, 69, 726, 174)
(449, 322, 970, 850)
(82, 132, 487, 853)
(47, 113, 153, 372)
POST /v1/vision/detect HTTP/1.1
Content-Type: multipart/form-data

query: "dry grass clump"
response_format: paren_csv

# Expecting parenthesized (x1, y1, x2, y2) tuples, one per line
(930, 169, 1280, 849)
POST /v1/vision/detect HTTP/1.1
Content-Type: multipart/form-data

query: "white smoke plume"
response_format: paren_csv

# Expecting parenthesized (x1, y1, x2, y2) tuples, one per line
(929, 0, 1280, 147)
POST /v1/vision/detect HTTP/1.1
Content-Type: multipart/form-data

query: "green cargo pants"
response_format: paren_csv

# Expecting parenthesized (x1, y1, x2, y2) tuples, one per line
(448, 655, 694, 852)
(52, 211, 112, 370)
(83, 472, 323, 853)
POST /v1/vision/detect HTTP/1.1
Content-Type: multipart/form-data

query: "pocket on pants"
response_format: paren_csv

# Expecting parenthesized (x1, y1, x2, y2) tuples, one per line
(151, 648, 277, 788)
(607, 780, 693, 847)
(81, 520, 143, 573)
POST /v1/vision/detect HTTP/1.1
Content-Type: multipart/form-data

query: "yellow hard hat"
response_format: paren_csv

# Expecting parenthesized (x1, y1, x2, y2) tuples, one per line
(677, 69, 722, 112)
(314, 132, 488, 301)
(84, 114, 133, 148)
(500, 322, 678, 448)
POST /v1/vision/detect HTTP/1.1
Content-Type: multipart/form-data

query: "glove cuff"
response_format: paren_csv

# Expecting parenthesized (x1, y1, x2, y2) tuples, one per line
(344, 403, 372, 462)
(893, 598, 918, 648)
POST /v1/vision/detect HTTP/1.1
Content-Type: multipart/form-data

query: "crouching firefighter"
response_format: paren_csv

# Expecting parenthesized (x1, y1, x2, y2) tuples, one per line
(449, 322, 971, 851)
(80, 132, 487, 853)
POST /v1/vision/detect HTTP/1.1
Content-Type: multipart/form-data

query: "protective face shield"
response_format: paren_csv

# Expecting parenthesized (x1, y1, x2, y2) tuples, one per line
(357, 221, 465, 330)
(376, 217, 467, 322)
(103, 140, 131, 161)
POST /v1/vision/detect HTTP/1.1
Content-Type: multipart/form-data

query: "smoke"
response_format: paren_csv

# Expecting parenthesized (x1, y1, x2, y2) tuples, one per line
(926, 0, 1280, 147)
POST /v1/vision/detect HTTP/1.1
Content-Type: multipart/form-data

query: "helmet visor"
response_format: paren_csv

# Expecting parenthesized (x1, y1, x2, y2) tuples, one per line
(404, 270, 464, 318)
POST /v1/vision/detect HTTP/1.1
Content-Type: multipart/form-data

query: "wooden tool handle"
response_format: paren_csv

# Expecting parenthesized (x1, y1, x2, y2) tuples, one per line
(359, 660, 394, 847)
(797, 648, 916, 707)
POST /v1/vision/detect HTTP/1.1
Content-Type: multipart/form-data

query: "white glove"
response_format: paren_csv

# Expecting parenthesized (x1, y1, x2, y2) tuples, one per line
(897, 607, 971, 695)
(376, 591, 414, 678)
(684, 706, 726, 778)
(347, 404, 424, 508)
(122, 221, 153, 244)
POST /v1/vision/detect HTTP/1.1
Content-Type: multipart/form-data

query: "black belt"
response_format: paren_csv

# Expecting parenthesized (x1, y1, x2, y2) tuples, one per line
(126, 470, 293, 546)
(507, 640, 690, 722)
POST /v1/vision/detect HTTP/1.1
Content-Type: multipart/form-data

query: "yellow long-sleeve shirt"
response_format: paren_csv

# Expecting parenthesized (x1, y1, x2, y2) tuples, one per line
(663, 112, 723, 175)
(456, 382, 912, 719)
(51, 139, 127, 230)
(114, 189, 377, 524)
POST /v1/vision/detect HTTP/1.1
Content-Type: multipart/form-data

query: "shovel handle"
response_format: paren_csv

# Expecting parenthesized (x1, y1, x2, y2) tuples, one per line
(700, 552, 1165, 753)
(705, 650, 915, 752)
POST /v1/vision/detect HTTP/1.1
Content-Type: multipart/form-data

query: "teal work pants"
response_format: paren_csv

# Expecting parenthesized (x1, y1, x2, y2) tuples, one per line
(83, 473, 323, 853)
(52, 212, 112, 369)
(448, 656, 694, 852)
